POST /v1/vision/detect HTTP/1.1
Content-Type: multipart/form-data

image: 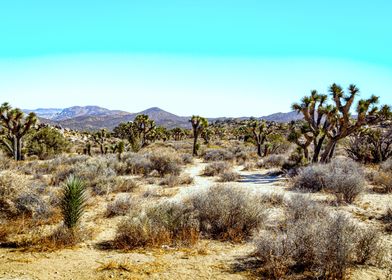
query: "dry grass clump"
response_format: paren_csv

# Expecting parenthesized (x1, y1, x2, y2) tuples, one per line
(369, 160, 392, 193)
(0, 172, 51, 219)
(112, 178, 139, 193)
(218, 171, 240, 182)
(116, 150, 183, 178)
(149, 152, 181, 177)
(253, 195, 382, 279)
(293, 158, 365, 203)
(258, 155, 286, 169)
(160, 174, 194, 187)
(371, 171, 392, 193)
(381, 206, 392, 232)
(0, 153, 14, 170)
(188, 184, 266, 241)
(13, 192, 52, 219)
(113, 185, 268, 249)
(114, 200, 199, 249)
(114, 153, 151, 176)
(203, 161, 231, 176)
(106, 195, 135, 217)
(381, 158, 392, 172)
(203, 148, 235, 162)
(180, 153, 193, 165)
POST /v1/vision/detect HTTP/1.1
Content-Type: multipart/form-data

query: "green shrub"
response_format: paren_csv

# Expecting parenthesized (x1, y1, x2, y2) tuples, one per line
(26, 127, 69, 160)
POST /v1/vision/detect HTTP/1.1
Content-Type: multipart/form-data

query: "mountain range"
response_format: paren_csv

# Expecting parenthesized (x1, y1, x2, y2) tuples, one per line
(24, 106, 303, 131)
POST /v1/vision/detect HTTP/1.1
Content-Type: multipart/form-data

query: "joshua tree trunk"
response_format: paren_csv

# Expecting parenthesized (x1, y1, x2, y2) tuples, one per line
(193, 130, 198, 156)
(312, 135, 326, 163)
(13, 136, 23, 161)
(320, 140, 336, 163)
(257, 143, 262, 157)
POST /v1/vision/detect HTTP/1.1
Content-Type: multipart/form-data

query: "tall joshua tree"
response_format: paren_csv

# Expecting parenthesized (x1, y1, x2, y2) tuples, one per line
(133, 114, 156, 147)
(247, 120, 275, 157)
(93, 128, 109, 154)
(190, 115, 208, 156)
(320, 84, 391, 162)
(291, 90, 335, 162)
(0, 103, 37, 160)
(291, 84, 391, 163)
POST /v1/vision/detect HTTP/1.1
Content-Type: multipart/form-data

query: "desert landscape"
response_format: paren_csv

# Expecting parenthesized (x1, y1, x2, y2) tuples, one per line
(1, 1, 392, 279)
(1, 86, 392, 279)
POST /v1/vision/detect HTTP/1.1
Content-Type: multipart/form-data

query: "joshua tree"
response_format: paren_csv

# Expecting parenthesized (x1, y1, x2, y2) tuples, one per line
(0, 103, 37, 160)
(113, 140, 125, 160)
(346, 127, 392, 163)
(190, 115, 208, 156)
(170, 127, 188, 141)
(247, 120, 275, 157)
(92, 128, 109, 154)
(291, 90, 335, 163)
(291, 84, 391, 163)
(153, 126, 170, 141)
(320, 84, 390, 162)
(201, 126, 213, 144)
(133, 114, 156, 147)
(83, 142, 92, 156)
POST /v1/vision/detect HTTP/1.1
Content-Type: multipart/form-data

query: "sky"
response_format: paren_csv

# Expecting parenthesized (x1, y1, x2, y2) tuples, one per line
(0, 0, 391, 117)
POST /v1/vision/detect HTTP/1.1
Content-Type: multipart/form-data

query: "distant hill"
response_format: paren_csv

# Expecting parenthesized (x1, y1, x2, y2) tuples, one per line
(26, 106, 303, 131)
(261, 111, 303, 122)
(23, 108, 63, 119)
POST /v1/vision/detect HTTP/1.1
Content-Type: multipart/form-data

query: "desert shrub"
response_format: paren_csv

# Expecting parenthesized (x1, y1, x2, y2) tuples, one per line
(203, 161, 230, 176)
(142, 187, 162, 198)
(114, 185, 267, 248)
(114, 200, 199, 249)
(14, 192, 52, 219)
(60, 176, 87, 229)
(354, 227, 382, 265)
(26, 127, 69, 160)
(242, 162, 256, 171)
(0, 171, 29, 218)
(254, 195, 382, 279)
(381, 158, 392, 172)
(149, 153, 181, 177)
(180, 153, 193, 165)
(106, 195, 134, 217)
(293, 164, 326, 191)
(160, 174, 194, 187)
(189, 185, 265, 241)
(0, 153, 14, 170)
(203, 149, 235, 162)
(260, 155, 286, 169)
(112, 178, 139, 193)
(294, 159, 365, 203)
(371, 171, 392, 193)
(117, 153, 152, 176)
(218, 171, 240, 182)
(382, 206, 392, 232)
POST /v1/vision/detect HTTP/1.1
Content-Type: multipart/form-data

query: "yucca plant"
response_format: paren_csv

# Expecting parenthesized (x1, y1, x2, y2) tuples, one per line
(60, 175, 87, 229)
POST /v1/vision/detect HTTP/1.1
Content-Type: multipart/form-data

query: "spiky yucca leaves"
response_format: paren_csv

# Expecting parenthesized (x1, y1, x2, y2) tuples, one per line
(60, 176, 87, 229)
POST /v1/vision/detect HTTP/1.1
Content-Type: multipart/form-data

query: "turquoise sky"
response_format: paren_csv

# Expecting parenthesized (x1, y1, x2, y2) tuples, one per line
(1, 1, 391, 117)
